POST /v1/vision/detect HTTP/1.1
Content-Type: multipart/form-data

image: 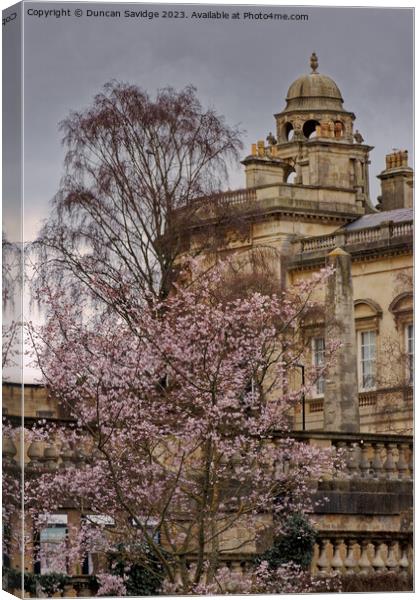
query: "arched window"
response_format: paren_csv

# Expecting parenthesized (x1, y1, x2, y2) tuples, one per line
(285, 169, 297, 184)
(354, 299, 383, 392)
(334, 121, 344, 138)
(303, 119, 320, 139)
(389, 292, 413, 324)
(284, 122, 294, 141)
(389, 292, 413, 385)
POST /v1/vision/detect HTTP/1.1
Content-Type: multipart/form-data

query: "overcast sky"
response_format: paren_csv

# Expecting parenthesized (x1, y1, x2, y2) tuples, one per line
(9, 2, 416, 241)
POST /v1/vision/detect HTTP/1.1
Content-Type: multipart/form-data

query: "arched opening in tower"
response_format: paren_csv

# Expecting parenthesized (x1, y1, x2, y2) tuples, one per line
(284, 122, 294, 141)
(334, 121, 344, 138)
(303, 119, 320, 139)
(285, 168, 297, 184)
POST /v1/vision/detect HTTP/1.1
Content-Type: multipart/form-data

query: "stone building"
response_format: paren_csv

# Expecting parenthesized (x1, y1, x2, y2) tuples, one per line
(2, 54, 413, 594)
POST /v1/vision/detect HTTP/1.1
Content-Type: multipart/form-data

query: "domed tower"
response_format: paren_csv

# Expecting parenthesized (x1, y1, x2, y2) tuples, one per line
(243, 53, 374, 211)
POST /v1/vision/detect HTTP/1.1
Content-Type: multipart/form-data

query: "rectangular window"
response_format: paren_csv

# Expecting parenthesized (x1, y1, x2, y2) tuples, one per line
(312, 337, 325, 396)
(36, 410, 54, 418)
(39, 514, 68, 574)
(82, 552, 95, 576)
(81, 514, 114, 575)
(130, 516, 160, 543)
(406, 324, 414, 384)
(360, 331, 376, 390)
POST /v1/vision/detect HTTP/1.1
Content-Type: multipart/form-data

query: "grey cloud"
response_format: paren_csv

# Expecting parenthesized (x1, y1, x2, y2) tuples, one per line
(20, 3, 413, 240)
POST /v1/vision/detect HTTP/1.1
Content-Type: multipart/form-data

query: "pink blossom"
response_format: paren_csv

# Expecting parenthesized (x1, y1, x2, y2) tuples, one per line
(24, 261, 336, 593)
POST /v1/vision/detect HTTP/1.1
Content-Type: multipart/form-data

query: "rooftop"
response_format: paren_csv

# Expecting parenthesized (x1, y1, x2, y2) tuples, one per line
(344, 208, 413, 231)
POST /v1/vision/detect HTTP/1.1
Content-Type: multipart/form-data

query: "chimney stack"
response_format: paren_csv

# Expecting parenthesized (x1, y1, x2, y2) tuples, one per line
(377, 150, 413, 211)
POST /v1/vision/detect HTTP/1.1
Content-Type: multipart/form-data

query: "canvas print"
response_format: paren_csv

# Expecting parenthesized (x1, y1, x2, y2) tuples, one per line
(2, 2, 414, 597)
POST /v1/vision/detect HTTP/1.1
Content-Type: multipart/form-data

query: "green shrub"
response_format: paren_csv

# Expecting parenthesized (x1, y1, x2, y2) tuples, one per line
(107, 547, 164, 596)
(256, 513, 317, 569)
(37, 572, 69, 596)
(2, 567, 66, 596)
(2, 566, 21, 591)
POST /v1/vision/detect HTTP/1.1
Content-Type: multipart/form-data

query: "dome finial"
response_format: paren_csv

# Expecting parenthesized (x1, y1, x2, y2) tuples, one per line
(310, 52, 319, 73)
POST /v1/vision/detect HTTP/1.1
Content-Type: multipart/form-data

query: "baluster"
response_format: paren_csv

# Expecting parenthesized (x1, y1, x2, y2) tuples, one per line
(274, 451, 286, 478)
(386, 541, 399, 572)
(330, 538, 344, 573)
(231, 561, 242, 575)
(227, 562, 242, 592)
(44, 444, 60, 470)
(399, 542, 409, 574)
(73, 447, 85, 466)
(347, 443, 361, 479)
(60, 444, 74, 468)
(372, 541, 386, 572)
(384, 443, 397, 480)
(187, 561, 195, 588)
(358, 539, 373, 575)
(335, 441, 349, 478)
(359, 442, 371, 478)
(317, 538, 331, 576)
(407, 446, 413, 479)
(63, 585, 77, 598)
(343, 539, 358, 574)
(2, 436, 17, 465)
(27, 440, 44, 467)
(77, 585, 90, 597)
(372, 443, 385, 479)
(396, 443, 410, 480)
(174, 568, 182, 587)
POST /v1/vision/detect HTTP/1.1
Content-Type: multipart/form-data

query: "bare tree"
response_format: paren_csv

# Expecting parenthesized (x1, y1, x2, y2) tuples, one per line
(2, 236, 22, 374)
(33, 82, 243, 317)
(2, 235, 21, 310)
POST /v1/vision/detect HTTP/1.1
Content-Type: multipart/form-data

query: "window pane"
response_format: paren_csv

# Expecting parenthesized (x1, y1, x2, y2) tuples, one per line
(40, 526, 67, 574)
(313, 337, 325, 395)
(360, 331, 376, 389)
(407, 324, 414, 384)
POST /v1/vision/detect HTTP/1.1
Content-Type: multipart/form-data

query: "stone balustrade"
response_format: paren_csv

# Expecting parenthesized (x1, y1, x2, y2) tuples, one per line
(275, 430, 413, 482)
(331, 436, 412, 481)
(1, 433, 94, 472)
(391, 221, 412, 237)
(3, 429, 413, 595)
(172, 558, 250, 586)
(7, 537, 412, 597)
(345, 227, 382, 245)
(157, 538, 414, 590)
(313, 532, 412, 577)
(221, 188, 257, 206)
(186, 183, 361, 222)
(3, 574, 94, 598)
(293, 220, 413, 255)
(191, 187, 257, 208)
(26, 440, 86, 470)
(3, 429, 413, 483)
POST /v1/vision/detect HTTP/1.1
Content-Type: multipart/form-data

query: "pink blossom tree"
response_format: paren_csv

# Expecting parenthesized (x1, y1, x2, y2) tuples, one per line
(25, 262, 338, 595)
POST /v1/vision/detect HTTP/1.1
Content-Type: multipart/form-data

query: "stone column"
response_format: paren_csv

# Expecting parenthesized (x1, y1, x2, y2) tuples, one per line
(324, 248, 360, 432)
